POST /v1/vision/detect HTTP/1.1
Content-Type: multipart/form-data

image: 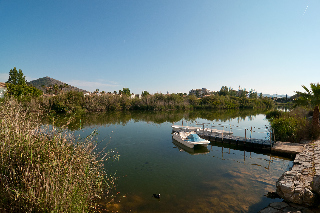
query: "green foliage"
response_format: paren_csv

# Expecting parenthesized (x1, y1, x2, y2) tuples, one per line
(197, 95, 273, 110)
(11, 89, 274, 113)
(141, 91, 150, 97)
(249, 90, 257, 99)
(268, 107, 315, 142)
(217, 86, 250, 98)
(5, 68, 43, 100)
(294, 83, 320, 139)
(5, 83, 43, 101)
(188, 94, 199, 107)
(269, 117, 303, 142)
(219, 86, 230, 96)
(295, 83, 320, 108)
(49, 91, 85, 113)
(6, 67, 26, 85)
(122, 88, 131, 96)
(266, 110, 283, 119)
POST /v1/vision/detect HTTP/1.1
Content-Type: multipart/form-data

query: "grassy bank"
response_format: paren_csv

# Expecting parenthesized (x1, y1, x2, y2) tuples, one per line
(0, 99, 115, 212)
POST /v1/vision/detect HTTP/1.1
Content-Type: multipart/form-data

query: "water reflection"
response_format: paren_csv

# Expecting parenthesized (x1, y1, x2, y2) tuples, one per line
(42, 109, 292, 213)
(42, 108, 271, 131)
(172, 139, 210, 155)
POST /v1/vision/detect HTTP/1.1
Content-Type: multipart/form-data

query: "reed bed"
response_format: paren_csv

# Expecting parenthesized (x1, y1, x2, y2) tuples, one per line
(0, 99, 112, 212)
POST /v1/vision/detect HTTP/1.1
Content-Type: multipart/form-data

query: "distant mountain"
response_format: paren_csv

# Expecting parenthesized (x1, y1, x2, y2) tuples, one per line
(29, 77, 88, 94)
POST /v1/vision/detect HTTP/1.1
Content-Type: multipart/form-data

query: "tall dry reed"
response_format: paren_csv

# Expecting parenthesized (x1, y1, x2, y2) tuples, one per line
(0, 99, 114, 212)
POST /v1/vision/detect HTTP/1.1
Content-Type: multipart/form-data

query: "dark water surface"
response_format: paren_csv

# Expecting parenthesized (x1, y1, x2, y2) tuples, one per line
(60, 110, 292, 212)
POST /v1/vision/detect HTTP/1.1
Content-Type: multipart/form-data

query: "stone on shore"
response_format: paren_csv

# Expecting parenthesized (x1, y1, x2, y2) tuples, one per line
(276, 140, 320, 206)
(259, 201, 318, 213)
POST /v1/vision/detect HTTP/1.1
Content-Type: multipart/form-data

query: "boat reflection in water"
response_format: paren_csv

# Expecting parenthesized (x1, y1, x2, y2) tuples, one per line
(172, 139, 210, 155)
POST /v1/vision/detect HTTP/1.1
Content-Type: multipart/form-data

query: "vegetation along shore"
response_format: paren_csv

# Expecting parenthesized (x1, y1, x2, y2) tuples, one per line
(1, 67, 320, 211)
(0, 68, 120, 212)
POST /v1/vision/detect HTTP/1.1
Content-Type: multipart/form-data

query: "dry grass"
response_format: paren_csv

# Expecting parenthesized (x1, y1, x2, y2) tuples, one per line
(0, 99, 114, 212)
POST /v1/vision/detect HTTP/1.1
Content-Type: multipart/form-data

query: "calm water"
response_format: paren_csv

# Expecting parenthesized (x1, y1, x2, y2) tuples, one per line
(58, 110, 292, 212)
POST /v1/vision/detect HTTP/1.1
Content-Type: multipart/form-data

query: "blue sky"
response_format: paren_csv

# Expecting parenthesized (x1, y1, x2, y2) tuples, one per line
(1, 0, 319, 95)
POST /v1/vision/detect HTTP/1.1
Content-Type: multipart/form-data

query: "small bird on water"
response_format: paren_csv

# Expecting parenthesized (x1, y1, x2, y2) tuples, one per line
(152, 194, 160, 199)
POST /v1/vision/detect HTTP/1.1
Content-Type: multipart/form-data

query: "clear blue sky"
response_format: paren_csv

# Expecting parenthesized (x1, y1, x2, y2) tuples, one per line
(1, 0, 319, 95)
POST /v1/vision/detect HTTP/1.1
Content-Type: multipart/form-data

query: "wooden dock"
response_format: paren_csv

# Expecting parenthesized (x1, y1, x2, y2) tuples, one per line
(172, 125, 274, 150)
(199, 132, 274, 149)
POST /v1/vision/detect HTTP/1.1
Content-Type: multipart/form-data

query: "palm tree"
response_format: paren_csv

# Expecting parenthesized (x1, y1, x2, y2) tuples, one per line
(295, 83, 320, 136)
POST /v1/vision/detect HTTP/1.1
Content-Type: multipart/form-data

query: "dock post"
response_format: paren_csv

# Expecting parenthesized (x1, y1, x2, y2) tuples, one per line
(270, 129, 272, 149)
(273, 128, 275, 143)
(244, 129, 246, 146)
(203, 123, 205, 135)
(245, 129, 246, 140)
(222, 126, 224, 142)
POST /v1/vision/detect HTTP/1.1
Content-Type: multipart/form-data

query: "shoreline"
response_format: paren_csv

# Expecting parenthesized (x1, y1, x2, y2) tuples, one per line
(260, 140, 320, 213)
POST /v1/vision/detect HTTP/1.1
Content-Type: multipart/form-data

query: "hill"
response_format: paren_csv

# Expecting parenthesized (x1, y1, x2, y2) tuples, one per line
(29, 77, 88, 94)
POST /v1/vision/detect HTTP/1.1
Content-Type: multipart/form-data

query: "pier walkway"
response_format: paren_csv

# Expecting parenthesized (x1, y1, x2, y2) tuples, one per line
(196, 128, 274, 149)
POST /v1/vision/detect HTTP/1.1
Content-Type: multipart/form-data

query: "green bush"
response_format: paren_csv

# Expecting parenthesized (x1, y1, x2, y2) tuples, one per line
(270, 117, 304, 142)
(268, 107, 313, 142)
(5, 83, 43, 101)
(266, 110, 283, 119)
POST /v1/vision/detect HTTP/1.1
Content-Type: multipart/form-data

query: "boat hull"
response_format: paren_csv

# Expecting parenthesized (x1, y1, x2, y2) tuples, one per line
(172, 139, 210, 155)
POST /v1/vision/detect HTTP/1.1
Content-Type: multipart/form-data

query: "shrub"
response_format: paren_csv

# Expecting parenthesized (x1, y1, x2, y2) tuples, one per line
(266, 110, 283, 119)
(0, 99, 115, 212)
(270, 117, 306, 142)
(268, 107, 315, 142)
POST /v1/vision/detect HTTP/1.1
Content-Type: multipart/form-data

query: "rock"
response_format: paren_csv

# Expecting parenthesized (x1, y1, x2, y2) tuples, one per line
(276, 179, 294, 198)
(302, 188, 317, 206)
(311, 175, 320, 195)
(269, 202, 289, 209)
(282, 206, 301, 212)
(276, 140, 320, 206)
(258, 207, 280, 213)
(261, 201, 320, 213)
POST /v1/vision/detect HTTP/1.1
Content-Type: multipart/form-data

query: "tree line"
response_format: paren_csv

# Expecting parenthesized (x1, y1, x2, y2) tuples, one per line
(2, 67, 274, 113)
(37, 91, 274, 113)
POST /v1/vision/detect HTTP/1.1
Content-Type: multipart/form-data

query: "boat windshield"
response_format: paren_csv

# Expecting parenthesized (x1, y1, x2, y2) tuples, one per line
(187, 134, 203, 142)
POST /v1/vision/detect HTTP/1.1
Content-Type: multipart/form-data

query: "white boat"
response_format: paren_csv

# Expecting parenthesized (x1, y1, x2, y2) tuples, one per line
(172, 131, 210, 148)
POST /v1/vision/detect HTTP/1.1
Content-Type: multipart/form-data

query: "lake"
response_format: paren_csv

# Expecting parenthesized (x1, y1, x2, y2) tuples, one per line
(56, 109, 292, 212)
